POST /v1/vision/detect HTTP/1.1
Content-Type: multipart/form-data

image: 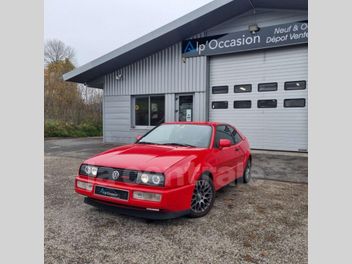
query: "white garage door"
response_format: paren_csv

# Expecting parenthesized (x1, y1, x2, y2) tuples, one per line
(209, 46, 308, 152)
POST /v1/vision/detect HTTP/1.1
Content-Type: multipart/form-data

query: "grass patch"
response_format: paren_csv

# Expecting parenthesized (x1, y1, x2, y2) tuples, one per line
(44, 120, 102, 138)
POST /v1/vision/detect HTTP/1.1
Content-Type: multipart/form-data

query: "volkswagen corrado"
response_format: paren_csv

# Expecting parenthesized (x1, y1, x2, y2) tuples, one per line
(75, 122, 251, 219)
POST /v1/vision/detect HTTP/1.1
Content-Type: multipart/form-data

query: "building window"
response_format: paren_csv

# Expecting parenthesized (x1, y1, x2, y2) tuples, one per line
(135, 97, 149, 126)
(212, 101, 228, 109)
(150, 96, 165, 125)
(134, 95, 165, 126)
(212, 86, 229, 94)
(257, 99, 277, 108)
(234, 84, 252, 93)
(258, 82, 278, 92)
(284, 98, 306, 108)
(285, 81, 306, 90)
(234, 100, 251, 109)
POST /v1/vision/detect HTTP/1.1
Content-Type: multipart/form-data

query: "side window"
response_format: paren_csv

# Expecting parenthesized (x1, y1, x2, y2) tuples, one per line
(215, 125, 234, 148)
(232, 129, 242, 144)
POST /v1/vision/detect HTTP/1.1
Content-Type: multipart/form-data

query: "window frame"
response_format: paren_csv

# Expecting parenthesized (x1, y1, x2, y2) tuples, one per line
(132, 95, 165, 129)
(234, 84, 252, 93)
(137, 123, 213, 149)
(234, 100, 252, 109)
(284, 98, 306, 108)
(212, 85, 229, 94)
(211, 101, 228, 109)
(257, 99, 278, 108)
(258, 82, 278, 92)
(284, 80, 307, 90)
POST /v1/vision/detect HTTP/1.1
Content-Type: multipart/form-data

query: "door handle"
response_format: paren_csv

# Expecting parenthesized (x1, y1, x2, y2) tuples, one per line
(235, 148, 240, 151)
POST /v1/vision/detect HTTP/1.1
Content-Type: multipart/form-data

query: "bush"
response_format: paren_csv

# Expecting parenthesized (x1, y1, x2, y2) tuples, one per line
(44, 120, 102, 138)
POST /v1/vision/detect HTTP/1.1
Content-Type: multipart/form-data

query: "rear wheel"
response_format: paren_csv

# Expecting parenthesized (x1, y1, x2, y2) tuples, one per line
(243, 159, 251, 184)
(189, 175, 215, 218)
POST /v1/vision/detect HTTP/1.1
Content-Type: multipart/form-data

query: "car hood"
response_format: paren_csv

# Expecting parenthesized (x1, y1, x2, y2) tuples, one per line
(84, 144, 205, 173)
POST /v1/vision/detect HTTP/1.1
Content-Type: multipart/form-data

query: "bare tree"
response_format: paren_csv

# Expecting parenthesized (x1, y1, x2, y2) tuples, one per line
(78, 83, 103, 103)
(44, 39, 75, 65)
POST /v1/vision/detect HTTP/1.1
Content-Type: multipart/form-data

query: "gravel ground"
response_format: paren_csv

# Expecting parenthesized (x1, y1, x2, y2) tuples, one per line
(44, 139, 308, 264)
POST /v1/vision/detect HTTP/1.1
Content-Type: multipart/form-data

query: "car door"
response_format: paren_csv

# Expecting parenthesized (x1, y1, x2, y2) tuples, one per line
(212, 125, 238, 187)
(229, 125, 246, 179)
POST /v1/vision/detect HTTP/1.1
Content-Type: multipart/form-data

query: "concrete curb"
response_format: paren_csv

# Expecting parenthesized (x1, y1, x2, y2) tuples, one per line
(251, 149, 308, 157)
(44, 136, 103, 141)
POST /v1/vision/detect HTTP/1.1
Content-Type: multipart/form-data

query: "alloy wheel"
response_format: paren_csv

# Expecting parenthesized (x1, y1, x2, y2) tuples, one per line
(191, 179, 214, 213)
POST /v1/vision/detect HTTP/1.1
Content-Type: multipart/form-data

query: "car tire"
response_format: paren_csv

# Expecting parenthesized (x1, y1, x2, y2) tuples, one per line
(189, 174, 215, 218)
(243, 159, 251, 184)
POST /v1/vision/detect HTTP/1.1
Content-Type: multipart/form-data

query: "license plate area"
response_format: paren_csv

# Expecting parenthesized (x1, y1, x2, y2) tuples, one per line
(95, 186, 129, 201)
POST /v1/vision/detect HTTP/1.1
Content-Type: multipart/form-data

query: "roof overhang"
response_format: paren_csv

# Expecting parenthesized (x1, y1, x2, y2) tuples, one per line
(63, 0, 307, 85)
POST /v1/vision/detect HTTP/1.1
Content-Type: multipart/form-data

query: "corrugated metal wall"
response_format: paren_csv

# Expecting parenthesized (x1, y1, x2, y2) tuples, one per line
(103, 42, 208, 143)
(103, 95, 133, 144)
(193, 92, 208, 121)
(103, 8, 308, 144)
(104, 42, 207, 96)
(165, 94, 176, 122)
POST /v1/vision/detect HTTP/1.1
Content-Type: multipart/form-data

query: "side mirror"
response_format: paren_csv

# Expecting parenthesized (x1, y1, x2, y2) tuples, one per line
(136, 135, 142, 141)
(219, 139, 232, 149)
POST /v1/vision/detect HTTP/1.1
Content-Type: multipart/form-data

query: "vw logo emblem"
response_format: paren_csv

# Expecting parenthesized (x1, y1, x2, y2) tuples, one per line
(112, 170, 120, 180)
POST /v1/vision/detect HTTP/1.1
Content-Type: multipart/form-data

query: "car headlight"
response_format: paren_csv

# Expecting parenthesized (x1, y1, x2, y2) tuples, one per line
(80, 164, 98, 177)
(136, 172, 165, 186)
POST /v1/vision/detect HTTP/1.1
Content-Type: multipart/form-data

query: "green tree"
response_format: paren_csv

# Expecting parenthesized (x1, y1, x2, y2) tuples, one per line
(44, 58, 84, 123)
(44, 39, 103, 137)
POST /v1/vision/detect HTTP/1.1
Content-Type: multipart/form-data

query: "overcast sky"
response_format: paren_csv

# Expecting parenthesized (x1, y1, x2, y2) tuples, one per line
(44, 0, 213, 66)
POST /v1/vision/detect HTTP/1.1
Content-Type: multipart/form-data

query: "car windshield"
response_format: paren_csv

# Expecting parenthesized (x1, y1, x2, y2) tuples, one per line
(138, 124, 212, 148)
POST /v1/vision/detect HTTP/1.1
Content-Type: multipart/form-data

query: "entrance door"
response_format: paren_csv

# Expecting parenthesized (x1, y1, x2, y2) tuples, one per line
(176, 94, 194, 122)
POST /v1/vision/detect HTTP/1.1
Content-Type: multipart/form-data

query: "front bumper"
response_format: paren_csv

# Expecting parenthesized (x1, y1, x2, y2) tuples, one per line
(84, 197, 191, 220)
(75, 176, 194, 218)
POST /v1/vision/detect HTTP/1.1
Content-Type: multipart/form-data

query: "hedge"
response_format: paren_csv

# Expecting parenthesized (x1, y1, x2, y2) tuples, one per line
(44, 120, 102, 137)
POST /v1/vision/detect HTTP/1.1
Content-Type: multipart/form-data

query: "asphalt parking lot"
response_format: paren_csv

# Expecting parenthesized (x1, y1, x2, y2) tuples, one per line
(45, 138, 308, 264)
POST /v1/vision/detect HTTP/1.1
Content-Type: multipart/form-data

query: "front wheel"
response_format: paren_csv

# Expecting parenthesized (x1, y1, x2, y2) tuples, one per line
(189, 175, 215, 218)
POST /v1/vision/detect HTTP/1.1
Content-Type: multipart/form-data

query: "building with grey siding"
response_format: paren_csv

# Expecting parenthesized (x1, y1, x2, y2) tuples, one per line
(64, 0, 308, 152)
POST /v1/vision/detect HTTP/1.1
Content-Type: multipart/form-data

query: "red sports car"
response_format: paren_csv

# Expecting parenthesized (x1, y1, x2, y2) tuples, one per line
(75, 122, 251, 219)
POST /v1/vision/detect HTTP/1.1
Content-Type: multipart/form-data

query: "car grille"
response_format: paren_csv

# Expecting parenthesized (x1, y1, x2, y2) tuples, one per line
(96, 167, 138, 183)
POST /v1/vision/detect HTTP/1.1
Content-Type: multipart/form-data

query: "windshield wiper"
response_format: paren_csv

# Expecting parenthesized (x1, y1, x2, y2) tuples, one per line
(161, 143, 196, 148)
(137, 141, 161, 145)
